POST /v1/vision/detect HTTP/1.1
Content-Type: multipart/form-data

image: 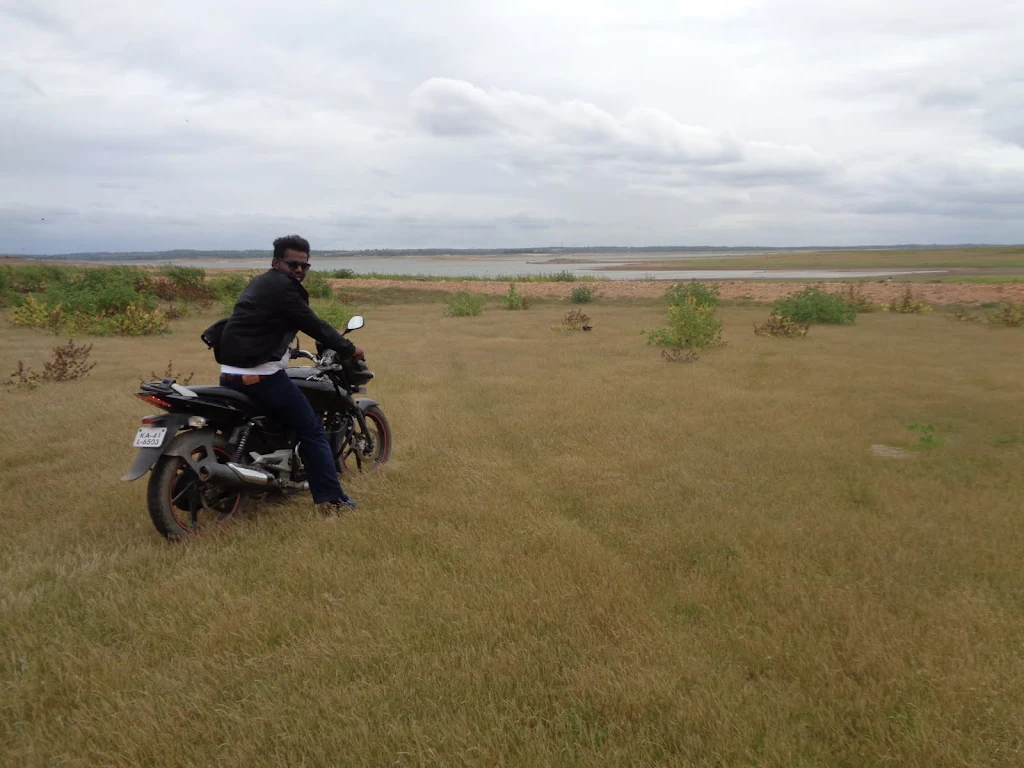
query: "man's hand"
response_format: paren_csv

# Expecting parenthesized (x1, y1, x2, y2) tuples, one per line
(351, 345, 365, 361)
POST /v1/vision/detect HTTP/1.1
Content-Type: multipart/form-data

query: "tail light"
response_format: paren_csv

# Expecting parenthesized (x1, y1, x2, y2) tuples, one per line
(141, 415, 163, 425)
(136, 393, 172, 410)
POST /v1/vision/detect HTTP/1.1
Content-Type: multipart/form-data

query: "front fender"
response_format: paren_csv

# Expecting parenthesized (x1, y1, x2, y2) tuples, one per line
(120, 413, 190, 481)
(353, 397, 380, 412)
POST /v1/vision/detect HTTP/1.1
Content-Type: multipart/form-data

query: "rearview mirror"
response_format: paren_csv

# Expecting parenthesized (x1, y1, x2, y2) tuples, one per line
(346, 315, 364, 331)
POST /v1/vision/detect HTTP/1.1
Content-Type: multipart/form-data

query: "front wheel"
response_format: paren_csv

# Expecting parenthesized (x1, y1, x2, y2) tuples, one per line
(335, 405, 391, 475)
(146, 435, 246, 541)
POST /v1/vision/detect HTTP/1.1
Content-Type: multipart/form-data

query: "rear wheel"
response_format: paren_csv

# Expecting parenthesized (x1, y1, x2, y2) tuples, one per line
(146, 435, 245, 541)
(336, 405, 391, 475)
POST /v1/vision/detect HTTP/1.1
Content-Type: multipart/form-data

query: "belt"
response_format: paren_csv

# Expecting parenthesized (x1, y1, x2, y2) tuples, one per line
(220, 373, 267, 385)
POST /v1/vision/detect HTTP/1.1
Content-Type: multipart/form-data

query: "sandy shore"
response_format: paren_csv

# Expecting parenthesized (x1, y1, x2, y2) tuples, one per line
(332, 277, 1024, 306)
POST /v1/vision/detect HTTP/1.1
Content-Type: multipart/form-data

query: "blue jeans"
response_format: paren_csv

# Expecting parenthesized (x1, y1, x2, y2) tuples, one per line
(220, 370, 347, 504)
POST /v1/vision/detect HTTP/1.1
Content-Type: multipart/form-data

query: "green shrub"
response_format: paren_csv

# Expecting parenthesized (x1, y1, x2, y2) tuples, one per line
(551, 270, 577, 282)
(314, 299, 357, 330)
(502, 283, 528, 310)
(645, 299, 723, 350)
(47, 268, 151, 317)
(444, 291, 484, 317)
(569, 285, 593, 304)
(98, 304, 169, 336)
(666, 280, 720, 309)
(161, 266, 206, 291)
(208, 274, 248, 301)
(303, 271, 333, 299)
(773, 286, 856, 324)
(5, 264, 72, 293)
(330, 268, 355, 279)
(7, 295, 58, 330)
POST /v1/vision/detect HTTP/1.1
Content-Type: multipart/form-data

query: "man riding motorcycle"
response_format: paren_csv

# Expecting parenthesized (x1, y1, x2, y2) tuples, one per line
(204, 234, 362, 516)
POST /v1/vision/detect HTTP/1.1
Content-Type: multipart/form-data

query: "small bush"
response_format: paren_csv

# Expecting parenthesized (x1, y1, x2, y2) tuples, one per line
(3, 361, 41, 390)
(881, 287, 932, 314)
(838, 284, 876, 313)
(550, 270, 577, 282)
(754, 313, 810, 338)
(502, 283, 528, 310)
(774, 286, 856, 324)
(330, 269, 355, 279)
(101, 304, 169, 336)
(5, 339, 96, 389)
(645, 299, 723, 350)
(444, 291, 484, 317)
(561, 309, 592, 331)
(303, 271, 333, 299)
(42, 339, 96, 381)
(666, 281, 720, 309)
(987, 303, 1024, 327)
(569, 286, 593, 304)
(7, 295, 56, 329)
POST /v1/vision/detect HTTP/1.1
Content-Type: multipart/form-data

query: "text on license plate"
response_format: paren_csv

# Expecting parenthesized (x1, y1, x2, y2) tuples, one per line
(133, 427, 167, 448)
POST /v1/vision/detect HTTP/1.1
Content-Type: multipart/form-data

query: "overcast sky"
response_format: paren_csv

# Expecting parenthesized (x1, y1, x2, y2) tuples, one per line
(2, 0, 1023, 253)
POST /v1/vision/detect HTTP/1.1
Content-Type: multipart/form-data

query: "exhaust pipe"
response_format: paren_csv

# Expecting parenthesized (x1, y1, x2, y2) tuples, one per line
(198, 462, 275, 488)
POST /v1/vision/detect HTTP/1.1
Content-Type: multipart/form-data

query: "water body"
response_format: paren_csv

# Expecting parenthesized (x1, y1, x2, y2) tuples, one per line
(114, 255, 945, 281)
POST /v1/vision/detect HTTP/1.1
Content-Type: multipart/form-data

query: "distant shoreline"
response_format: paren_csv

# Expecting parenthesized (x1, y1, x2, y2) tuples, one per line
(3, 244, 1017, 262)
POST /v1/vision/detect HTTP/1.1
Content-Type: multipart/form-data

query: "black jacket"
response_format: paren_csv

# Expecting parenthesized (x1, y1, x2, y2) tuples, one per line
(209, 269, 354, 368)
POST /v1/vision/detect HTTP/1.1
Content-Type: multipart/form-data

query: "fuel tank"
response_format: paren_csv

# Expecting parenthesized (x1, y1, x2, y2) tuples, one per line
(285, 366, 351, 412)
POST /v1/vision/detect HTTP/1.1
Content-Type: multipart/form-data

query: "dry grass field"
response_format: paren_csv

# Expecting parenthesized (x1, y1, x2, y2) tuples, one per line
(2, 292, 1023, 767)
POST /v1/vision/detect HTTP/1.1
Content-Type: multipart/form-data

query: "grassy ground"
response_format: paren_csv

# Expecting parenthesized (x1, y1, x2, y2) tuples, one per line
(2, 295, 1023, 767)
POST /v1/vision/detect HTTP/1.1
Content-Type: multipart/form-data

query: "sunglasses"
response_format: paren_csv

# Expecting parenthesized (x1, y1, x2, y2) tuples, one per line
(282, 260, 311, 272)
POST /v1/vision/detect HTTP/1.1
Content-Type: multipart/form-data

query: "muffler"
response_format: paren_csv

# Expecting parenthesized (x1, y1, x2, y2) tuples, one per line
(198, 462, 275, 488)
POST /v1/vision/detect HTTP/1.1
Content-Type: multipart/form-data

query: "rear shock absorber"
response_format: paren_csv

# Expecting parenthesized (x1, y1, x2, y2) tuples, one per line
(231, 422, 253, 462)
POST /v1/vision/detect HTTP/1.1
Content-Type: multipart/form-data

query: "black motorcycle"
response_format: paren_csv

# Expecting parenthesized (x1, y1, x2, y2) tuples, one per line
(121, 315, 391, 540)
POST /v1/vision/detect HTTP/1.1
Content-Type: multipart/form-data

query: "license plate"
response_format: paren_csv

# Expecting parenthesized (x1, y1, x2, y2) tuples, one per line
(133, 427, 167, 448)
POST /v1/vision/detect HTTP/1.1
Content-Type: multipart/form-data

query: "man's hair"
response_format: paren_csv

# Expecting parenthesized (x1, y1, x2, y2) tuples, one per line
(272, 234, 311, 262)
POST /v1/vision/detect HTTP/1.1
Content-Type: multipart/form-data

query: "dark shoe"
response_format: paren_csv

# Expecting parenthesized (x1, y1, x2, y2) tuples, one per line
(316, 496, 357, 516)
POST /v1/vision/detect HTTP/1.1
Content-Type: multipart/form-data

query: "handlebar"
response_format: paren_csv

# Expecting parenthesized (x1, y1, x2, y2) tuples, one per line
(291, 348, 361, 369)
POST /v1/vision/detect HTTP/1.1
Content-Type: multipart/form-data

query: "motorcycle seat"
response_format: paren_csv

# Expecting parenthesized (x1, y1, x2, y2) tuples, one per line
(188, 386, 256, 407)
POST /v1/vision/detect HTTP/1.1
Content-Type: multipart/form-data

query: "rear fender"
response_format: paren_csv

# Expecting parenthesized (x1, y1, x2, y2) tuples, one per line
(120, 413, 190, 481)
(164, 428, 221, 476)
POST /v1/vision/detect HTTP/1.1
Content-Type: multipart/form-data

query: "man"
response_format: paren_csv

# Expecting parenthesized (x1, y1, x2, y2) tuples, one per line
(216, 234, 362, 515)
